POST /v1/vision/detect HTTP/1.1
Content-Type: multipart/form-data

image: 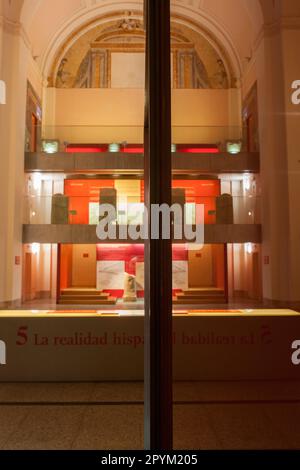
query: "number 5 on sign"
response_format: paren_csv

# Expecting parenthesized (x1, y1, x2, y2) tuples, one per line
(16, 326, 28, 346)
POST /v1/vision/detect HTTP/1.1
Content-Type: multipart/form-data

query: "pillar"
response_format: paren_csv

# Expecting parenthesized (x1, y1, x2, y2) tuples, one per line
(256, 7, 300, 304)
(144, 0, 173, 450)
(0, 17, 29, 306)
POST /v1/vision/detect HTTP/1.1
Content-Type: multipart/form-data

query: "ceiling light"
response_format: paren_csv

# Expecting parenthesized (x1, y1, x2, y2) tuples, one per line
(226, 141, 242, 155)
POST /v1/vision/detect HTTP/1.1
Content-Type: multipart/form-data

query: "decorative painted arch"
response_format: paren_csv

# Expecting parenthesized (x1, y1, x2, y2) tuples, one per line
(47, 11, 239, 90)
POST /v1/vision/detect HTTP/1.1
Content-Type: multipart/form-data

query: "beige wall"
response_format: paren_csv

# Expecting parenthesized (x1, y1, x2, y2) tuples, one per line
(188, 246, 213, 288)
(72, 245, 96, 288)
(43, 88, 241, 144)
(22, 244, 54, 301)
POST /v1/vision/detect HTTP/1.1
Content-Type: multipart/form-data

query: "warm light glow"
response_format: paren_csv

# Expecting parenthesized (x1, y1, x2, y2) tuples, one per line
(121, 147, 144, 153)
(179, 147, 219, 154)
(246, 243, 253, 254)
(243, 174, 251, 191)
(31, 243, 40, 254)
(66, 146, 105, 153)
(32, 173, 42, 191)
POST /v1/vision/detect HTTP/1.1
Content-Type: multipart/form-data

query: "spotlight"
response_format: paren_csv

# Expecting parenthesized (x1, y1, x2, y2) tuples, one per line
(226, 141, 242, 155)
(42, 140, 59, 154)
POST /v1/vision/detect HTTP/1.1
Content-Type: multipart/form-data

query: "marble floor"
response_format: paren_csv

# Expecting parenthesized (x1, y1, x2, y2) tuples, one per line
(0, 381, 300, 449)
(20, 298, 290, 311)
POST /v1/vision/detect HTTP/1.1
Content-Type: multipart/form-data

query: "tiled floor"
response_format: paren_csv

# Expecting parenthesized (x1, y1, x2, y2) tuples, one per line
(0, 381, 300, 449)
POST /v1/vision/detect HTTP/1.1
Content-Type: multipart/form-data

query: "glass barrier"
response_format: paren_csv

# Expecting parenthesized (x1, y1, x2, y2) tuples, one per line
(26, 125, 253, 154)
(23, 195, 261, 225)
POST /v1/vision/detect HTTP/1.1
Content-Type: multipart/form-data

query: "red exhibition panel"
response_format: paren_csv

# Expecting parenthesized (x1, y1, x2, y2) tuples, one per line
(64, 179, 115, 224)
(173, 179, 220, 224)
(141, 179, 220, 223)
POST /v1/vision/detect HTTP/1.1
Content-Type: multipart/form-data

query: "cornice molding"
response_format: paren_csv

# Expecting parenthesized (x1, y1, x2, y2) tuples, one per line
(254, 16, 300, 51)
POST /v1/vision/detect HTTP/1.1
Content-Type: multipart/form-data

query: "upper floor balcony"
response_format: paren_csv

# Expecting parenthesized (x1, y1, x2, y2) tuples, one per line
(25, 125, 260, 174)
(22, 194, 262, 245)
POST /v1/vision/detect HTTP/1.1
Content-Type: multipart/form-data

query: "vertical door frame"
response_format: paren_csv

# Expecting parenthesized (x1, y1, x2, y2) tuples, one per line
(144, 0, 173, 450)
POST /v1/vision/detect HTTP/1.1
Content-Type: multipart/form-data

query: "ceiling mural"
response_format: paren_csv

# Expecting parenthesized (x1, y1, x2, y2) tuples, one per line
(50, 12, 234, 90)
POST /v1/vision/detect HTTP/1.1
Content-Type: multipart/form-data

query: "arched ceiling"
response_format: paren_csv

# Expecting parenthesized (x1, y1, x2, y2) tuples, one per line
(20, 0, 261, 79)
(3, 0, 299, 81)
(50, 14, 234, 89)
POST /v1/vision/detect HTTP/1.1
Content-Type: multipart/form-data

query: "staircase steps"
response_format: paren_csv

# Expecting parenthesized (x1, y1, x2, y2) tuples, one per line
(59, 298, 117, 305)
(60, 294, 110, 301)
(59, 288, 117, 305)
(182, 288, 224, 296)
(173, 288, 227, 305)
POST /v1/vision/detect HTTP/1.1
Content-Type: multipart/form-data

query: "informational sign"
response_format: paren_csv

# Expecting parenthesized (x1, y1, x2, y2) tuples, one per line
(0, 310, 300, 381)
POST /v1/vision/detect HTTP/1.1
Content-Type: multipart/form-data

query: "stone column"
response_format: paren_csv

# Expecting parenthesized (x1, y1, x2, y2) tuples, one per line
(0, 18, 29, 306)
(255, 15, 300, 304)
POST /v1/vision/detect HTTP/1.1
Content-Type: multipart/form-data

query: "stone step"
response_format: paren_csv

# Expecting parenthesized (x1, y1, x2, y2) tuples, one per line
(173, 297, 226, 305)
(60, 289, 105, 296)
(176, 294, 225, 303)
(59, 297, 117, 305)
(182, 289, 225, 297)
(60, 294, 110, 300)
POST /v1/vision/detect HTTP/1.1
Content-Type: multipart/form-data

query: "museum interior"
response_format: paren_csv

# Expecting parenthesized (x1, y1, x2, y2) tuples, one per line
(0, 0, 299, 311)
(1, 0, 300, 451)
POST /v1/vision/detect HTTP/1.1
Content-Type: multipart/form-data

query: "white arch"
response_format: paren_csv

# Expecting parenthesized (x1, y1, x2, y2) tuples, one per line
(41, 2, 245, 82)
(171, 3, 243, 80)
(41, 1, 143, 79)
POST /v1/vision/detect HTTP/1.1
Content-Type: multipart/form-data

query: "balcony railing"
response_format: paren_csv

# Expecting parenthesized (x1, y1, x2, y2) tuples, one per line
(26, 125, 254, 154)
(23, 195, 261, 226)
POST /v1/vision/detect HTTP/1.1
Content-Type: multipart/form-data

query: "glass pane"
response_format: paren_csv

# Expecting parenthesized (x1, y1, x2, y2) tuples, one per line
(170, 0, 300, 451)
(1, 3, 146, 451)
